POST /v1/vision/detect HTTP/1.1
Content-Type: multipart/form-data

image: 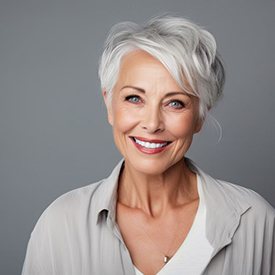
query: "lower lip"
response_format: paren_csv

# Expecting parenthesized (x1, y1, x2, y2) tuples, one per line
(130, 138, 170, 154)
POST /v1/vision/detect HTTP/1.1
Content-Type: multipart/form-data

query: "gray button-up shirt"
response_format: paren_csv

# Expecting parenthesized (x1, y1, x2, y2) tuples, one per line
(22, 159, 275, 275)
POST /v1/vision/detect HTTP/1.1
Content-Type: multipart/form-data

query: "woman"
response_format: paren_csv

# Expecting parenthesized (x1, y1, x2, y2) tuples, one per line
(22, 15, 275, 275)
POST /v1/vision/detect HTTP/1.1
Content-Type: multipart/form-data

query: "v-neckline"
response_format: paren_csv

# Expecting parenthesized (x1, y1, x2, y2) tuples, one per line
(134, 173, 203, 275)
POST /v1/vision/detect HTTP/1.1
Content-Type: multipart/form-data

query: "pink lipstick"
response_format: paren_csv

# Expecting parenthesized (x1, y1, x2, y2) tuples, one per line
(130, 136, 172, 155)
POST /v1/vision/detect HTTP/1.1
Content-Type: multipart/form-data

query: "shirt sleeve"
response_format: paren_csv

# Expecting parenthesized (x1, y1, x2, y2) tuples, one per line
(22, 212, 56, 275)
(21, 190, 86, 275)
(263, 204, 275, 275)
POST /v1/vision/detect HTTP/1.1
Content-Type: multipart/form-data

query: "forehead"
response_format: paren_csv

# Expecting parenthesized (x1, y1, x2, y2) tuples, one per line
(116, 50, 183, 91)
(119, 50, 166, 75)
(120, 50, 159, 66)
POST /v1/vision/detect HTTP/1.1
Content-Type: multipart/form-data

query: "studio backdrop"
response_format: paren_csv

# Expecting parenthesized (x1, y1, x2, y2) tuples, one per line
(0, 0, 274, 274)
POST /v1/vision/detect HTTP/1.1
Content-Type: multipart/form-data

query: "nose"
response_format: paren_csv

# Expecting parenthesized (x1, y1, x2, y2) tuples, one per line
(141, 104, 164, 133)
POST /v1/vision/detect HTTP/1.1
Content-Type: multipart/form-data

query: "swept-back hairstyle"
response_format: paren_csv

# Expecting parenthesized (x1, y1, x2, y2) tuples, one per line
(98, 14, 225, 118)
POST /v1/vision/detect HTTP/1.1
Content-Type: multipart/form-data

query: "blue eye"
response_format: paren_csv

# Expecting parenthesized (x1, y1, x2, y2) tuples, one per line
(125, 95, 141, 104)
(168, 100, 184, 109)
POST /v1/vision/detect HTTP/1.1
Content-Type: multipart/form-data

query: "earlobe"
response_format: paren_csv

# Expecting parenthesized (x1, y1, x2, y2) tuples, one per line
(102, 89, 113, 126)
(194, 117, 204, 133)
(102, 90, 108, 107)
(107, 111, 114, 126)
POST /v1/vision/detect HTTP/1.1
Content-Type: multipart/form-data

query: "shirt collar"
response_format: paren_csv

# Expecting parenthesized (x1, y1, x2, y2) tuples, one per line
(94, 159, 124, 225)
(93, 158, 251, 252)
(186, 158, 251, 253)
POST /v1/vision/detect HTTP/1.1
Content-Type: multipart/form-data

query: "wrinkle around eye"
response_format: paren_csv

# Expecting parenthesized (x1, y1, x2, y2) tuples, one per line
(163, 99, 187, 111)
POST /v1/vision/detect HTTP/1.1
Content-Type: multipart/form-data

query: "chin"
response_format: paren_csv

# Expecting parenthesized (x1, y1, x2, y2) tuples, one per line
(126, 156, 182, 176)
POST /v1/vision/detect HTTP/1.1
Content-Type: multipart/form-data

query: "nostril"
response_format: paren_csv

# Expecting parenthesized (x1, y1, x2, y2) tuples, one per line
(141, 125, 164, 134)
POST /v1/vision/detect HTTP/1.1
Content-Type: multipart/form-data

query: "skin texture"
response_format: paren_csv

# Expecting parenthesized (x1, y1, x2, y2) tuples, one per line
(103, 50, 203, 275)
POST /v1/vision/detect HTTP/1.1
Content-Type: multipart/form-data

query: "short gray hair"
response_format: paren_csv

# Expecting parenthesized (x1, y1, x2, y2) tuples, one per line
(98, 14, 225, 118)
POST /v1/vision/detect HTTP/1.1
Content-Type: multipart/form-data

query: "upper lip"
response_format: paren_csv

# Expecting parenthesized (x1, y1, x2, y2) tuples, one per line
(131, 136, 172, 143)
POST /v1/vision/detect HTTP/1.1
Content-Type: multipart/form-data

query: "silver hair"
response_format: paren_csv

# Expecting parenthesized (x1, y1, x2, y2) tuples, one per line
(98, 14, 225, 118)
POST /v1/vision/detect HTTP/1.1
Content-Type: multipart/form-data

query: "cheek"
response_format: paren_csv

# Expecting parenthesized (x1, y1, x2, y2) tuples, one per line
(166, 113, 198, 138)
(112, 105, 139, 133)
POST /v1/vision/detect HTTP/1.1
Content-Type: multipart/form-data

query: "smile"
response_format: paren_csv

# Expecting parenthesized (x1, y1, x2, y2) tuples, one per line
(134, 137, 169, 148)
(130, 136, 172, 154)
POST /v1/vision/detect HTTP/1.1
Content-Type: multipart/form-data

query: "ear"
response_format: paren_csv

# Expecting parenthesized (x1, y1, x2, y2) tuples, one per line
(194, 117, 204, 133)
(102, 89, 113, 126)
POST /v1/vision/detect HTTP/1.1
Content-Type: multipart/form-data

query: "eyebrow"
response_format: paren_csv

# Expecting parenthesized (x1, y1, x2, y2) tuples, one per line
(120, 85, 189, 97)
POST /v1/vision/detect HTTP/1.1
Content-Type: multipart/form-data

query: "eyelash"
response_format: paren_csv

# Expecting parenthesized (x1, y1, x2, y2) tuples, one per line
(124, 95, 185, 110)
(125, 95, 142, 104)
(167, 100, 185, 109)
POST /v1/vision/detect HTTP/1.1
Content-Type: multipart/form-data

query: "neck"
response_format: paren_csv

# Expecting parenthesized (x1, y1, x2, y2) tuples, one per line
(117, 158, 198, 218)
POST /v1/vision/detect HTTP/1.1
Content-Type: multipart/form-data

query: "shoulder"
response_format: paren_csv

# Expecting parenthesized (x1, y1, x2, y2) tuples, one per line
(30, 159, 124, 236)
(195, 159, 275, 219)
(188, 158, 274, 219)
(214, 178, 275, 219)
(23, 179, 110, 274)
(32, 179, 104, 234)
(48, 179, 103, 212)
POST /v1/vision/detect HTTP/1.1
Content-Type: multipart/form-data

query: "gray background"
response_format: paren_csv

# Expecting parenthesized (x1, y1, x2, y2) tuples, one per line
(1, 0, 274, 274)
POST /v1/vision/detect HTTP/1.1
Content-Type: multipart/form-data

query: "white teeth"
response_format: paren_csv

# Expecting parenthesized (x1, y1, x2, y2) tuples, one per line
(134, 138, 168, 149)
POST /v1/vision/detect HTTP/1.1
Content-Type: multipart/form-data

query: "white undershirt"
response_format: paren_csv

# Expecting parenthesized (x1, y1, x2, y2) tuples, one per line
(134, 174, 213, 275)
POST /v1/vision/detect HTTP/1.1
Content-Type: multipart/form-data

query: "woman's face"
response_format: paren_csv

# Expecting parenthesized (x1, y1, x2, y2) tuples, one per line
(103, 50, 202, 175)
